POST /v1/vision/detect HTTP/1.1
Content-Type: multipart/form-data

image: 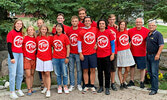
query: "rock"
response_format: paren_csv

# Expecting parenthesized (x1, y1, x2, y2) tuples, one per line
(1, 58, 8, 77)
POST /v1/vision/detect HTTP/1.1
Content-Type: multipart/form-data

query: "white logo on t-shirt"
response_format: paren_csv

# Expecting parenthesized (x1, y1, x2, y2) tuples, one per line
(132, 34, 143, 46)
(84, 32, 95, 44)
(97, 35, 108, 48)
(38, 40, 49, 52)
(53, 40, 63, 51)
(119, 34, 129, 46)
(70, 33, 78, 46)
(26, 41, 36, 53)
(14, 36, 23, 48)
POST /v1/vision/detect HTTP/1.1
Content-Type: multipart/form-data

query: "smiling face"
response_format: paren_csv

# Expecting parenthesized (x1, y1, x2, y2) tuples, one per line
(135, 18, 143, 29)
(27, 26, 35, 37)
(57, 15, 65, 24)
(84, 18, 92, 27)
(15, 21, 23, 31)
(99, 21, 106, 30)
(120, 22, 126, 31)
(40, 26, 47, 36)
(56, 24, 63, 35)
(78, 10, 87, 21)
(148, 22, 157, 32)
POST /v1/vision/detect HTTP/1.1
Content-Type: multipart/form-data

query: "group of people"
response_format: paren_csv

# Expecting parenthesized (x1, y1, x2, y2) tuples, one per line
(6, 7, 164, 99)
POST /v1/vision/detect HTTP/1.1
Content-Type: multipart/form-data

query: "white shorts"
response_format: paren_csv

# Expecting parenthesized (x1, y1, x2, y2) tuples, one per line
(36, 58, 53, 72)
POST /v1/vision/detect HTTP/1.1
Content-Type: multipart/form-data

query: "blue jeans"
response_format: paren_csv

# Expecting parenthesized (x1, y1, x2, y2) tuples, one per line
(8, 53, 24, 91)
(146, 54, 159, 92)
(52, 58, 68, 85)
(69, 54, 82, 86)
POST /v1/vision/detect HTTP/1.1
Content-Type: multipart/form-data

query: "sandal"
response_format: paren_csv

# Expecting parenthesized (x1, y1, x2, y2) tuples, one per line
(31, 87, 37, 93)
(27, 89, 32, 96)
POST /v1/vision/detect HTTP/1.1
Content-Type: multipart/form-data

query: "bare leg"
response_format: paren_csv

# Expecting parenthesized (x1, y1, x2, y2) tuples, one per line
(83, 69, 88, 85)
(90, 68, 96, 85)
(130, 67, 135, 81)
(111, 72, 115, 83)
(118, 67, 123, 84)
(123, 67, 130, 83)
(25, 69, 31, 93)
(140, 69, 145, 82)
(45, 71, 51, 90)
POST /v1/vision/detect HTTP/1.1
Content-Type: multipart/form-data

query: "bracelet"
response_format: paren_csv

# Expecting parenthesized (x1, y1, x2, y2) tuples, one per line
(66, 57, 69, 59)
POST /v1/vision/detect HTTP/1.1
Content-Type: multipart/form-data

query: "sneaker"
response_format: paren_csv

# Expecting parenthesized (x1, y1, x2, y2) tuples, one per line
(123, 83, 127, 89)
(127, 80, 135, 87)
(140, 81, 145, 89)
(64, 87, 69, 94)
(10, 92, 19, 99)
(105, 88, 110, 95)
(91, 87, 96, 94)
(69, 85, 75, 92)
(46, 90, 51, 97)
(58, 87, 62, 94)
(120, 84, 124, 90)
(82, 87, 89, 94)
(77, 85, 82, 91)
(16, 90, 24, 97)
(111, 83, 117, 91)
(41, 87, 47, 94)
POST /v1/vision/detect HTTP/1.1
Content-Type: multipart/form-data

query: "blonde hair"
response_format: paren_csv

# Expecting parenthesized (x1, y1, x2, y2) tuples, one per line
(38, 24, 50, 37)
(26, 26, 36, 38)
(108, 14, 116, 19)
(78, 7, 86, 13)
(71, 15, 79, 21)
(13, 19, 24, 35)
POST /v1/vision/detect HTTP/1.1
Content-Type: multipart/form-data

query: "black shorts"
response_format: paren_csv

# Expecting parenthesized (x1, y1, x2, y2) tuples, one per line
(81, 53, 97, 69)
(131, 56, 146, 69)
(110, 54, 117, 72)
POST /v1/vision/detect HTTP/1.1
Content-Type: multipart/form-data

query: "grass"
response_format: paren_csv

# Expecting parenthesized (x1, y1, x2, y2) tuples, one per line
(164, 43, 167, 49)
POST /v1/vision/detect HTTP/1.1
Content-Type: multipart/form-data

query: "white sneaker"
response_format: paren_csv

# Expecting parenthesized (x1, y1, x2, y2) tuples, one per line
(41, 87, 47, 94)
(77, 85, 82, 91)
(10, 92, 19, 99)
(64, 87, 69, 94)
(69, 85, 75, 92)
(58, 87, 62, 94)
(46, 90, 51, 97)
(16, 90, 24, 97)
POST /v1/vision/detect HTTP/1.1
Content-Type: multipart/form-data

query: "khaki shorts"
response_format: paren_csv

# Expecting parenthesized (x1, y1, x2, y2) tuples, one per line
(24, 57, 36, 70)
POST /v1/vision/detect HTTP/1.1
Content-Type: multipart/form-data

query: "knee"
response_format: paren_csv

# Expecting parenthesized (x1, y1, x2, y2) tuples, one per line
(45, 72, 50, 77)
(90, 68, 95, 73)
(83, 69, 88, 74)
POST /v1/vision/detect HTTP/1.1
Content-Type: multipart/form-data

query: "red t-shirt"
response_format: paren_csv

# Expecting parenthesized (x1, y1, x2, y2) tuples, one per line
(6, 29, 23, 53)
(36, 36, 52, 61)
(96, 29, 115, 58)
(128, 27, 149, 56)
(66, 27, 81, 54)
(117, 30, 130, 51)
(23, 36, 36, 60)
(78, 27, 97, 55)
(52, 24, 70, 34)
(107, 26, 118, 54)
(52, 34, 70, 59)
(78, 21, 97, 28)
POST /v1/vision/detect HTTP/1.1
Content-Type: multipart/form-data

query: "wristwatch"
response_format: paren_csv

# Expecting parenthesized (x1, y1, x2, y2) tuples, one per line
(66, 57, 69, 59)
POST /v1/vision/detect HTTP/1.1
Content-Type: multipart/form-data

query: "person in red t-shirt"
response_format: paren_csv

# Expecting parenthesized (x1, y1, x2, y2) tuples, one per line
(127, 18, 150, 88)
(36, 25, 53, 97)
(52, 23, 70, 94)
(96, 19, 115, 95)
(23, 26, 36, 96)
(52, 13, 70, 34)
(78, 16, 97, 94)
(6, 19, 25, 99)
(78, 7, 97, 28)
(66, 16, 82, 92)
(117, 21, 135, 90)
(107, 14, 118, 91)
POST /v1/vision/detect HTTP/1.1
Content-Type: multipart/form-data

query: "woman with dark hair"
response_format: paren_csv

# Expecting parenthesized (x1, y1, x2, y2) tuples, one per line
(96, 19, 115, 95)
(116, 21, 135, 90)
(6, 19, 25, 99)
(52, 23, 70, 94)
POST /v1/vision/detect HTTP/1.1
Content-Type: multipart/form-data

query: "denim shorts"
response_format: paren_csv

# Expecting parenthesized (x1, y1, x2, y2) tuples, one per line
(81, 53, 97, 69)
(131, 56, 146, 69)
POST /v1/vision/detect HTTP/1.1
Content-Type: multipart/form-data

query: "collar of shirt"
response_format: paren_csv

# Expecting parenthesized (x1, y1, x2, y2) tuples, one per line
(149, 30, 157, 36)
(83, 26, 91, 29)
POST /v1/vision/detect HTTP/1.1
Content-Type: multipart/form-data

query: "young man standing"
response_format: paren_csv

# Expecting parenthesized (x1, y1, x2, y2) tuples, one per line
(66, 16, 82, 92)
(52, 13, 70, 34)
(78, 7, 97, 28)
(36, 19, 44, 34)
(78, 16, 97, 94)
(128, 18, 150, 88)
(146, 20, 164, 95)
(107, 14, 118, 91)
